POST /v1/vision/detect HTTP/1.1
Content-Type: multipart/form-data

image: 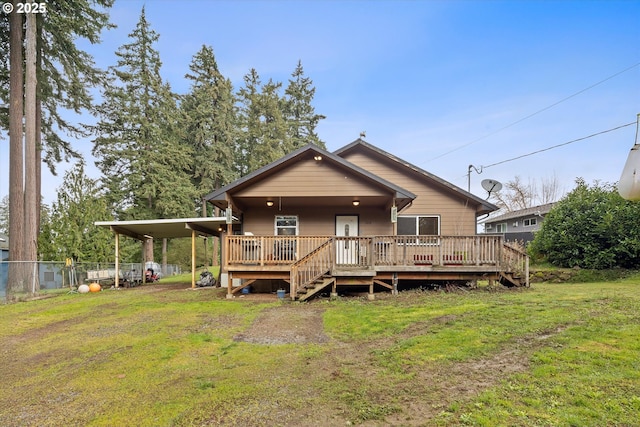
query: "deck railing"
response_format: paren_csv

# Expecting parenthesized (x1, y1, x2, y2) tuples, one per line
(225, 236, 334, 266)
(226, 235, 511, 269)
(503, 241, 530, 286)
(371, 235, 504, 267)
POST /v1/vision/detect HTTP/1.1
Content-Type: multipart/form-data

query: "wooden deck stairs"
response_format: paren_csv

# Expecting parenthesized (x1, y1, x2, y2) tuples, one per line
(499, 271, 527, 287)
(297, 276, 336, 302)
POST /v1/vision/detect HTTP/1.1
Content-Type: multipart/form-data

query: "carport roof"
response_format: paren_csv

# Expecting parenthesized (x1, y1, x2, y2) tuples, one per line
(95, 217, 235, 240)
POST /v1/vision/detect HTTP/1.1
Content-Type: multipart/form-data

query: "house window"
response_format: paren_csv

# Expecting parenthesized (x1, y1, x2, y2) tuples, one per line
(495, 223, 507, 233)
(523, 218, 537, 227)
(275, 215, 298, 236)
(398, 216, 439, 243)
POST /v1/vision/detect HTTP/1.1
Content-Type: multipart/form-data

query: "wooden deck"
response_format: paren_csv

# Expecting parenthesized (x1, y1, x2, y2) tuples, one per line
(225, 235, 529, 300)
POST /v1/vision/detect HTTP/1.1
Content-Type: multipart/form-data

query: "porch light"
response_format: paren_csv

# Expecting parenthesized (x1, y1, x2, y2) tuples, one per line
(266, 200, 274, 207)
(352, 200, 360, 207)
(314, 155, 322, 161)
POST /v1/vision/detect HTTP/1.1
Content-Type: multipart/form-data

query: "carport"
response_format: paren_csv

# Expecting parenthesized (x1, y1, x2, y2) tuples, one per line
(95, 217, 237, 288)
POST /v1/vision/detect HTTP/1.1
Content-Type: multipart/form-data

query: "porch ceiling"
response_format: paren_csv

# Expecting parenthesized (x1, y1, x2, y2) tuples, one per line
(228, 195, 410, 212)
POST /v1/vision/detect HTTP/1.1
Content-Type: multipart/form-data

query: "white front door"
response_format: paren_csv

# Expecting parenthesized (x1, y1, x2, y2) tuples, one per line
(335, 215, 359, 265)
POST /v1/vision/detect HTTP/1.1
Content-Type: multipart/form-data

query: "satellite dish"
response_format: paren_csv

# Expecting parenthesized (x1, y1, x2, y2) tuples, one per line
(481, 179, 503, 196)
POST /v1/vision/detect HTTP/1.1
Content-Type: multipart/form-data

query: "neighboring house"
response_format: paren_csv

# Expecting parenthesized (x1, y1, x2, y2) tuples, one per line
(481, 203, 556, 244)
(205, 139, 529, 300)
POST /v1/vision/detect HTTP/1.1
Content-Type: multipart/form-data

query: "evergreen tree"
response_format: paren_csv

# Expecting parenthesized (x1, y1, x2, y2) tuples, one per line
(236, 69, 291, 174)
(7, 3, 25, 295)
(284, 60, 326, 149)
(39, 161, 114, 262)
(235, 68, 262, 176)
(35, 0, 114, 172)
(181, 45, 236, 213)
(1, 0, 113, 297)
(92, 7, 197, 220)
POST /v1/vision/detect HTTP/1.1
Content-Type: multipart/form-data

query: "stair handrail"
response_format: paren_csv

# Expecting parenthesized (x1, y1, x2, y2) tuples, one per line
(290, 238, 334, 299)
(502, 241, 530, 286)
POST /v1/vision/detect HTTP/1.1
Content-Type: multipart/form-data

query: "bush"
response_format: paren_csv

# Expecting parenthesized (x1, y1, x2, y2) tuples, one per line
(529, 179, 640, 269)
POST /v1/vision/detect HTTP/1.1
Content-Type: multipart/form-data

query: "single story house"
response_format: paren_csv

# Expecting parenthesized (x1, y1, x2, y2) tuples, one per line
(480, 203, 555, 244)
(205, 139, 529, 300)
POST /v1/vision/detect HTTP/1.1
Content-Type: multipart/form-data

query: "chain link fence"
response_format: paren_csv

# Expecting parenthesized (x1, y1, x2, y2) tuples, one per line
(0, 261, 182, 299)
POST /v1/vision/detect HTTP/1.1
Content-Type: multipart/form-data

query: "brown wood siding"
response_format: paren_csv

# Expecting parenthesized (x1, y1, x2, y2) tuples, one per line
(235, 158, 388, 198)
(342, 151, 478, 235)
(242, 205, 393, 236)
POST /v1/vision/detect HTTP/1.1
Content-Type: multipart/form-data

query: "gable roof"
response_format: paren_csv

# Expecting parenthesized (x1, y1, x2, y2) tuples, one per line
(204, 143, 416, 210)
(480, 203, 556, 224)
(334, 139, 499, 215)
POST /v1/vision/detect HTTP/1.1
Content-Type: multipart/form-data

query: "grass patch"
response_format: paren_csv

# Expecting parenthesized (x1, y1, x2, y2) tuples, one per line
(158, 266, 220, 284)
(1, 277, 639, 425)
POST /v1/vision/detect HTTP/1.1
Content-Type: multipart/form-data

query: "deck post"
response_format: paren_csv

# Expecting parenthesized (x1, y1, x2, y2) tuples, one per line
(367, 281, 375, 300)
(331, 280, 338, 299)
(227, 272, 234, 299)
(392, 272, 398, 296)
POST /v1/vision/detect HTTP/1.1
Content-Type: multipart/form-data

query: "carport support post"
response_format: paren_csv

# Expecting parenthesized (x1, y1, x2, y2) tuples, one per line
(142, 239, 147, 285)
(191, 229, 196, 289)
(114, 232, 120, 288)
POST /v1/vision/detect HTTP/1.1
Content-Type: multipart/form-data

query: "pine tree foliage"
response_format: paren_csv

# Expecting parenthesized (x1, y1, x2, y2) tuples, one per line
(39, 161, 114, 262)
(36, 0, 114, 172)
(0, 0, 114, 171)
(181, 45, 236, 209)
(92, 7, 197, 219)
(236, 69, 292, 174)
(284, 60, 326, 149)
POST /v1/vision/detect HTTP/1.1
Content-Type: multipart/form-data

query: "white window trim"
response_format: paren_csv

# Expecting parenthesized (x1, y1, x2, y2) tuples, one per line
(274, 215, 299, 236)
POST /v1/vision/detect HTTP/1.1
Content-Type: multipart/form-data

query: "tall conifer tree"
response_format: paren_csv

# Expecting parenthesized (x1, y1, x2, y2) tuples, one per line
(93, 7, 196, 261)
(284, 60, 326, 149)
(93, 7, 196, 220)
(236, 69, 291, 174)
(1, 0, 113, 296)
(181, 45, 236, 213)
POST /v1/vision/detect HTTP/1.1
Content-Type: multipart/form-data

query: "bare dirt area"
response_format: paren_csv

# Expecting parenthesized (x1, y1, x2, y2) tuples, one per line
(230, 299, 568, 426)
(234, 305, 329, 345)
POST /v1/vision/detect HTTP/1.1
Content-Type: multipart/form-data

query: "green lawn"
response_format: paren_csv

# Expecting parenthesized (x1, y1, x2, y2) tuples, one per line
(1, 277, 639, 426)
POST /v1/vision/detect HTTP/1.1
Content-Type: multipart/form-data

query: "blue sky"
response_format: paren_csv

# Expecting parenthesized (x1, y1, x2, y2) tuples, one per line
(1, 0, 639, 205)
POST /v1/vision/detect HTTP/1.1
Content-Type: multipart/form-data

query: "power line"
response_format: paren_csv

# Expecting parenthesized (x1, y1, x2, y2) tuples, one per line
(482, 121, 636, 170)
(428, 61, 640, 162)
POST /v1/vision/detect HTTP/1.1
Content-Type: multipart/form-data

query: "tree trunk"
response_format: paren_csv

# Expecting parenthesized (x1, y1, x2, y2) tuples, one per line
(35, 14, 43, 242)
(8, 7, 25, 297)
(24, 13, 39, 295)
